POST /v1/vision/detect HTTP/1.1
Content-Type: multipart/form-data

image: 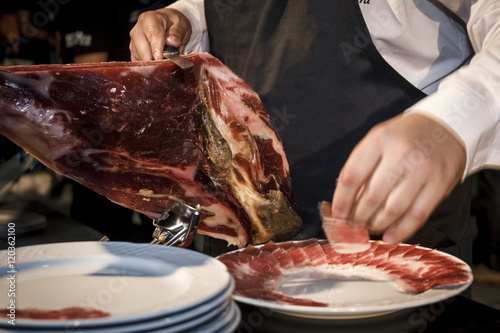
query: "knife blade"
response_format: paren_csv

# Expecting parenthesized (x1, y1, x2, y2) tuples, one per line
(162, 46, 193, 69)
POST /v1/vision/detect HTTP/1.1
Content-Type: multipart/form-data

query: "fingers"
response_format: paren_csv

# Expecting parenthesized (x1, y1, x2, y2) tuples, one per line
(351, 131, 431, 229)
(381, 181, 444, 243)
(129, 8, 192, 61)
(366, 172, 424, 235)
(129, 32, 154, 61)
(329, 113, 466, 244)
(130, 10, 167, 61)
(331, 136, 382, 220)
(348, 153, 408, 225)
(165, 11, 192, 55)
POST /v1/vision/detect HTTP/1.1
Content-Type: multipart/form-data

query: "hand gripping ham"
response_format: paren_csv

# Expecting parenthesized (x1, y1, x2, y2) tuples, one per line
(0, 53, 302, 247)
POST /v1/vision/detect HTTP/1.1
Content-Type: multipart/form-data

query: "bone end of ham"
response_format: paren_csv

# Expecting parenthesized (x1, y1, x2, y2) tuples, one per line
(318, 201, 370, 253)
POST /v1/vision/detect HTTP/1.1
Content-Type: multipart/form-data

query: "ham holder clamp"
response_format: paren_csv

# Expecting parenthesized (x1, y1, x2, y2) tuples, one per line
(0, 53, 302, 248)
(98, 199, 212, 247)
(150, 199, 214, 247)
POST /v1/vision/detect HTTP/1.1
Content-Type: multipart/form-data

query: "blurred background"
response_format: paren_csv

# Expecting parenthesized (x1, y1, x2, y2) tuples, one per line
(1, 0, 499, 311)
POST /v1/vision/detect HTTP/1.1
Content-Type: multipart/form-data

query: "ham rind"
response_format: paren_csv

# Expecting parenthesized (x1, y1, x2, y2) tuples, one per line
(319, 201, 370, 253)
(0, 53, 302, 247)
(218, 239, 472, 307)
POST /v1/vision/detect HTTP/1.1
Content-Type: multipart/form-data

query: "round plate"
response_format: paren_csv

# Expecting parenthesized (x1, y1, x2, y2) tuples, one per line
(1, 279, 236, 333)
(224, 241, 473, 319)
(0, 241, 232, 328)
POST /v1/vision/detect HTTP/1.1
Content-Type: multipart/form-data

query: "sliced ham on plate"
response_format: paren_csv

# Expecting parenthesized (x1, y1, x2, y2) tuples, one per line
(218, 239, 472, 309)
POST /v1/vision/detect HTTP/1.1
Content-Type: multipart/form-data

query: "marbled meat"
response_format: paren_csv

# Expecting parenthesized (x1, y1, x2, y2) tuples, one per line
(0, 53, 302, 247)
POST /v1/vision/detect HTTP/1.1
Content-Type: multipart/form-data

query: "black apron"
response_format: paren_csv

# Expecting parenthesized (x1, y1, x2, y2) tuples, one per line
(203, 0, 473, 264)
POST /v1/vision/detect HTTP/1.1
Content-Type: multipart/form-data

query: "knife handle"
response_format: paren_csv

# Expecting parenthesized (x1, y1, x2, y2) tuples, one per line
(163, 45, 180, 57)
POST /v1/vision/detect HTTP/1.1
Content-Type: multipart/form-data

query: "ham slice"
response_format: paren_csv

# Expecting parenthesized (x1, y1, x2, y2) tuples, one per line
(319, 201, 370, 253)
(0, 53, 302, 247)
(0, 307, 110, 320)
(218, 239, 472, 307)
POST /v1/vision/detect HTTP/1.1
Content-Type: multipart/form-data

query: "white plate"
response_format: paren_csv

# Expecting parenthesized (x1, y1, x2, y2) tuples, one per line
(0, 241, 232, 328)
(134, 300, 241, 333)
(2, 280, 236, 333)
(212, 302, 242, 333)
(165, 299, 240, 333)
(225, 241, 473, 319)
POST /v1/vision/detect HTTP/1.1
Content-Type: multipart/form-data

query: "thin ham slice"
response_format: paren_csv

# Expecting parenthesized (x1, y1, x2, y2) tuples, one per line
(0, 307, 110, 320)
(318, 201, 370, 253)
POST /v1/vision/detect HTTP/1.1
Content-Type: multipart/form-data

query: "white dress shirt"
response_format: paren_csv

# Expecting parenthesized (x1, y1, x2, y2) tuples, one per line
(169, 0, 500, 178)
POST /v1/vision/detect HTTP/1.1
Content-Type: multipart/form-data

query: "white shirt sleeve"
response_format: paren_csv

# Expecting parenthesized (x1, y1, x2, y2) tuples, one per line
(168, 0, 208, 54)
(407, 1, 500, 177)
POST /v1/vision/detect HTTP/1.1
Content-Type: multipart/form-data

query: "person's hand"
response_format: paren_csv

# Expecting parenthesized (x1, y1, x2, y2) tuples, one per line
(330, 112, 466, 243)
(129, 8, 192, 61)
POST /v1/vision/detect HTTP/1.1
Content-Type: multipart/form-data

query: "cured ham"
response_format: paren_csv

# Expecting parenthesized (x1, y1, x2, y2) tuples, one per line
(319, 201, 370, 253)
(218, 239, 472, 306)
(0, 307, 110, 320)
(0, 53, 302, 247)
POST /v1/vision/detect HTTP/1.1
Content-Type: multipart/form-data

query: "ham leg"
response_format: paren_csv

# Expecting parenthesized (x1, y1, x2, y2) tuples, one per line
(0, 53, 302, 247)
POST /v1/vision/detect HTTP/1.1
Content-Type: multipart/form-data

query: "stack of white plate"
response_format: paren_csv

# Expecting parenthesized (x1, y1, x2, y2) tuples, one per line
(0, 242, 239, 332)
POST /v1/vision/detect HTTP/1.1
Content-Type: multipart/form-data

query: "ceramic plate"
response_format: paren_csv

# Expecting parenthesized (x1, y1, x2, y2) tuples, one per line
(0, 241, 232, 328)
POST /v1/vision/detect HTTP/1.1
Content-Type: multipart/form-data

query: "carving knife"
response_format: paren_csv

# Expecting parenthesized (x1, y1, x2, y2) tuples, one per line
(163, 46, 193, 69)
